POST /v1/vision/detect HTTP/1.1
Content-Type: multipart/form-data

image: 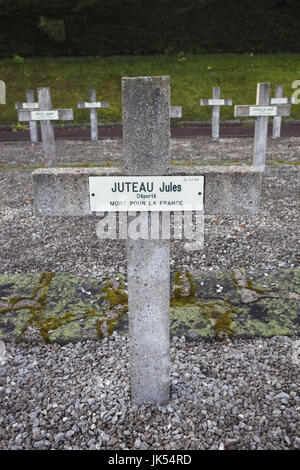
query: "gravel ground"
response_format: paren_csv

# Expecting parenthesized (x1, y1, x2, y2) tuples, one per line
(0, 141, 299, 278)
(0, 136, 299, 450)
(0, 334, 299, 450)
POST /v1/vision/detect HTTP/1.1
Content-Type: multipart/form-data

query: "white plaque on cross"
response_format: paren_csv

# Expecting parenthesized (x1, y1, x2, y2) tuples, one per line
(89, 176, 204, 212)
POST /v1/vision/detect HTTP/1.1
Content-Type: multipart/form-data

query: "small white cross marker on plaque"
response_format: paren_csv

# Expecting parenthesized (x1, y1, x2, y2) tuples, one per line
(18, 87, 73, 167)
(234, 83, 291, 171)
(78, 89, 109, 141)
(0, 80, 5, 104)
(271, 85, 295, 139)
(15, 90, 39, 143)
(200, 86, 232, 139)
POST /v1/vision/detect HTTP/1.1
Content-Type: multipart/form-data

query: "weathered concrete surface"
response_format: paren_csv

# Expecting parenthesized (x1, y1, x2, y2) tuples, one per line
(0, 269, 299, 344)
(122, 76, 170, 176)
(32, 165, 262, 216)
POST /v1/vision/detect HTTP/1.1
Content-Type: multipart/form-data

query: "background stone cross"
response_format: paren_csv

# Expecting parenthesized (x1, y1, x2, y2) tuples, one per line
(32, 76, 262, 405)
(18, 87, 73, 167)
(200, 86, 232, 139)
(78, 89, 109, 141)
(234, 83, 291, 171)
(0, 80, 5, 104)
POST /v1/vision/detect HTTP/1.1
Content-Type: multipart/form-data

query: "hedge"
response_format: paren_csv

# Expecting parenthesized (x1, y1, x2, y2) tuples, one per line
(0, 0, 299, 57)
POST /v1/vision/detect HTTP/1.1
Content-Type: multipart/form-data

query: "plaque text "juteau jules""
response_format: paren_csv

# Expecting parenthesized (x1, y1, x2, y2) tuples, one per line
(111, 181, 182, 193)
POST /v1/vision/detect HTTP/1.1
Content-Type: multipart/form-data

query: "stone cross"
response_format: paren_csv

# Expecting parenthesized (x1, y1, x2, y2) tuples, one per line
(18, 87, 73, 167)
(32, 76, 262, 405)
(0, 80, 5, 104)
(234, 83, 291, 171)
(271, 85, 295, 139)
(78, 89, 109, 141)
(200, 86, 232, 139)
(15, 90, 39, 143)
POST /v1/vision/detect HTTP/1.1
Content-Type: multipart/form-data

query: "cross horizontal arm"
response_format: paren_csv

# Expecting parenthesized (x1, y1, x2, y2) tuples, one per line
(77, 101, 109, 109)
(200, 98, 232, 106)
(18, 109, 74, 121)
(234, 104, 291, 117)
(32, 166, 261, 217)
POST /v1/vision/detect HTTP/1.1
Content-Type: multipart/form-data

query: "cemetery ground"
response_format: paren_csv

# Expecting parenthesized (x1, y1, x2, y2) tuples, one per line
(1, 53, 300, 127)
(0, 134, 299, 450)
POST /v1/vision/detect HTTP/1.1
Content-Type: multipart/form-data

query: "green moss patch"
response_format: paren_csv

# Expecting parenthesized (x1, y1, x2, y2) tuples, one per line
(0, 268, 299, 344)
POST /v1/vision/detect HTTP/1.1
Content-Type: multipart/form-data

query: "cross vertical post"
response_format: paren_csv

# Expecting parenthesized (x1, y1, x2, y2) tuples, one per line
(253, 83, 270, 170)
(89, 89, 98, 141)
(122, 76, 171, 405)
(15, 90, 39, 142)
(272, 85, 283, 139)
(38, 88, 56, 167)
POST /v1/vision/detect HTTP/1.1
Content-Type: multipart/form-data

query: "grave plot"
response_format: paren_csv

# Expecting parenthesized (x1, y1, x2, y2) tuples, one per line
(17, 87, 73, 167)
(271, 85, 296, 139)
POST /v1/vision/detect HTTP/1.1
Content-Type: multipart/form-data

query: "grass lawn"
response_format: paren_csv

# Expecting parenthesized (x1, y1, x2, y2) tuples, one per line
(0, 53, 300, 127)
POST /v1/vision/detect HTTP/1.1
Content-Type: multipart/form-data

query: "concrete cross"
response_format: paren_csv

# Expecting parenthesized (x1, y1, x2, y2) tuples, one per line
(271, 85, 295, 139)
(200, 86, 232, 139)
(32, 76, 262, 405)
(234, 83, 291, 171)
(17, 87, 73, 168)
(0, 80, 5, 104)
(15, 90, 39, 143)
(78, 89, 109, 141)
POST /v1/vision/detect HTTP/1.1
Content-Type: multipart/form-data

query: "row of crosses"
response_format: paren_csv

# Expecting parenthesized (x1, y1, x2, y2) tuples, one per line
(16, 88, 182, 145)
